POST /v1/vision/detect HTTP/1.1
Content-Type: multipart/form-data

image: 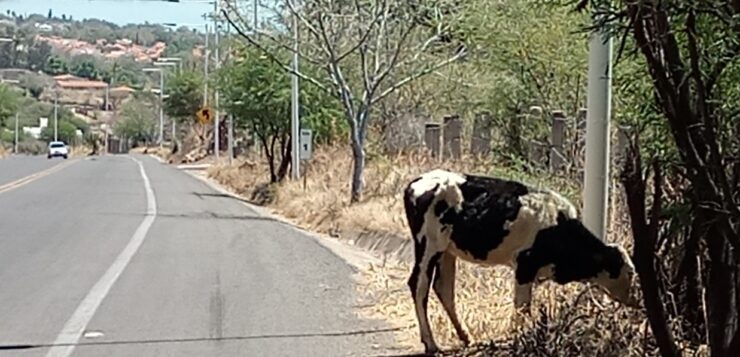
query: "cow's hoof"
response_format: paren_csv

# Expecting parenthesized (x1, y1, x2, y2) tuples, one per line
(424, 345, 439, 356)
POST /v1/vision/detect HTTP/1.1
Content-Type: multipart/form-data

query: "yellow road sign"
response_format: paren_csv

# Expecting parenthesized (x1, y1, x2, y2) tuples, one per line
(196, 107, 212, 124)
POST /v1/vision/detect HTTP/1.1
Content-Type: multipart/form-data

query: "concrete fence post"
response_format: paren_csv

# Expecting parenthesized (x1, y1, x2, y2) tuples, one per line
(508, 114, 527, 157)
(424, 123, 442, 159)
(550, 110, 567, 172)
(471, 111, 492, 156)
(443, 114, 462, 159)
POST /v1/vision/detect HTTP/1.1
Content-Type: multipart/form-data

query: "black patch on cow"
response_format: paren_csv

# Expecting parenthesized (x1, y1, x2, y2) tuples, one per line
(438, 174, 531, 260)
(403, 182, 440, 239)
(515, 213, 626, 285)
(434, 200, 449, 217)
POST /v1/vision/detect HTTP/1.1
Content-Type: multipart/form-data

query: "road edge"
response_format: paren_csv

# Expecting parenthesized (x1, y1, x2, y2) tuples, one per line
(176, 165, 387, 273)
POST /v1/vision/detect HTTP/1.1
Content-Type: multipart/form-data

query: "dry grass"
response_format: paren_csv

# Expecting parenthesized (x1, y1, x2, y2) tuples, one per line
(205, 145, 703, 356)
(207, 145, 580, 240)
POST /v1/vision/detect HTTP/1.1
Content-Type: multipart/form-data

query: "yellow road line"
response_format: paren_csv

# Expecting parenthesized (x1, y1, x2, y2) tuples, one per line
(0, 160, 77, 195)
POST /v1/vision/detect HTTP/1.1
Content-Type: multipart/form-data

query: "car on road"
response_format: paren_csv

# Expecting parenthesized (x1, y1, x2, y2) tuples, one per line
(47, 141, 69, 159)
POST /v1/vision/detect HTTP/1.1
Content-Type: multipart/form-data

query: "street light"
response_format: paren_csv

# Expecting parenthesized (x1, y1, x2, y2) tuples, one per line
(156, 58, 182, 73)
(143, 67, 165, 148)
(153, 61, 179, 142)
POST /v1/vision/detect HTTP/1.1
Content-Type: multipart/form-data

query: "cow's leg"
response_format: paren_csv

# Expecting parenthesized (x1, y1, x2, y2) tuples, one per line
(408, 237, 443, 354)
(432, 252, 469, 346)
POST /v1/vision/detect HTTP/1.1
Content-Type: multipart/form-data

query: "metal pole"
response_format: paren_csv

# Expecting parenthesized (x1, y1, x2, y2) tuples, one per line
(54, 91, 58, 142)
(14, 112, 18, 154)
(204, 23, 209, 107)
(254, 0, 258, 29)
(583, 5, 613, 240)
(213, 0, 220, 159)
(291, 7, 300, 179)
(159, 70, 164, 148)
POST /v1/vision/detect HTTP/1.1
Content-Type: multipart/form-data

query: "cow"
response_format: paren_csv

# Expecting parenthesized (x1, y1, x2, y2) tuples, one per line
(403, 169, 638, 354)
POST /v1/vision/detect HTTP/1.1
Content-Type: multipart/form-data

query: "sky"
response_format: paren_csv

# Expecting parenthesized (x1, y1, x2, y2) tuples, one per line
(0, 0, 213, 27)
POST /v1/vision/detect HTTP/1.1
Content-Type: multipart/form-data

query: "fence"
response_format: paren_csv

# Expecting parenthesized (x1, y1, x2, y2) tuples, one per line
(421, 108, 631, 177)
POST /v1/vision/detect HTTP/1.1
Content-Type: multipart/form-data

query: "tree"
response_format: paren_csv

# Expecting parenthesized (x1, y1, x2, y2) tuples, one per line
(217, 45, 344, 183)
(579, 0, 740, 356)
(0, 84, 20, 130)
(44, 56, 69, 76)
(223, 0, 467, 202)
(113, 98, 157, 145)
(41, 121, 78, 144)
(163, 70, 204, 123)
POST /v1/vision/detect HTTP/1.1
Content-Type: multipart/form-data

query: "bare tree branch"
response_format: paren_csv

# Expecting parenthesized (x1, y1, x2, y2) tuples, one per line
(222, 10, 330, 93)
(372, 45, 466, 105)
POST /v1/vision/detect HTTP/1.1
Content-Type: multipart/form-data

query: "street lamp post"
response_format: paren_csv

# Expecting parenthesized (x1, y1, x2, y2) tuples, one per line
(54, 89, 58, 142)
(143, 67, 164, 148)
(154, 61, 178, 144)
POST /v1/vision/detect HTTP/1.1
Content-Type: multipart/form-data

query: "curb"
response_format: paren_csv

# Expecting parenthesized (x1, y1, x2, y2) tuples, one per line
(177, 166, 413, 269)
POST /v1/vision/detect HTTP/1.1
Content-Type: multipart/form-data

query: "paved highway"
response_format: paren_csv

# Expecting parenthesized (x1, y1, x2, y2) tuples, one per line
(0, 155, 395, 357)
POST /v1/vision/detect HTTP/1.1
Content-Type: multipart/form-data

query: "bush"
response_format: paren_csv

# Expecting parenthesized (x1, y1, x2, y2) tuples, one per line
(16, 140, 47, 155)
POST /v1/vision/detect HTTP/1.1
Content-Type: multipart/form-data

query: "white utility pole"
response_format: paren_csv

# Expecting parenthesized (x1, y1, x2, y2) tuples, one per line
(290, 6, 300, 179)
(54, 90, 58, 142)
(254, 0, 258, 28)
(213, 0, 221, 159)
(159, 69, 165, 148)
(583, 4, 613, 240)
(204, 23, 210, 107)
(13, 113, 18, 154)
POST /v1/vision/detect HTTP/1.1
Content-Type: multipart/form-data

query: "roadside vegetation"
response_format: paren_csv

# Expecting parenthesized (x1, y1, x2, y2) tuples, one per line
(188, 1, 740, 356)
(5, 0, 737, 355)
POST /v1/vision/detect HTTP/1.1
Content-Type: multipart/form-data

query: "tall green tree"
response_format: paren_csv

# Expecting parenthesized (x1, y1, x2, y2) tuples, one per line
(163, 70, 203, 124)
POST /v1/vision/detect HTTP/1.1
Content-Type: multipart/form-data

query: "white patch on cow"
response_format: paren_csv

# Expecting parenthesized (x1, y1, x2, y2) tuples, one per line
(409, 169, 466, 204)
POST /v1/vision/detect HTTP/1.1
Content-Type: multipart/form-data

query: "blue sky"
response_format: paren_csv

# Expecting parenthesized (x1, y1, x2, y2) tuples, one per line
(0, 0, 213, 27)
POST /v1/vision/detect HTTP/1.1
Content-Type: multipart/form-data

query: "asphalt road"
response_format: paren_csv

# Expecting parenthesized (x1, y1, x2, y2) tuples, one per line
(0, 156, 62, 187)
(0, 155, 396, 357)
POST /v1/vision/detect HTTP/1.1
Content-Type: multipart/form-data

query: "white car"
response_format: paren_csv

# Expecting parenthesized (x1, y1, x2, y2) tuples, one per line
(47, 141, 69, 159)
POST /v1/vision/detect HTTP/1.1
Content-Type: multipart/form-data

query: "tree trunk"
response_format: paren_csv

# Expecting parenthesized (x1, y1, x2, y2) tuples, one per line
(706, 225, 739, 356)
(350, 140, 365, 203)
(276, 133, 291, 182)
(622, 149, 680, 357)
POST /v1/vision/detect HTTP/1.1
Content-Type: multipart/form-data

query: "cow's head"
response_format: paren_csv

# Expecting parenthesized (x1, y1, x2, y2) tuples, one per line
(591, 243, 639, 307)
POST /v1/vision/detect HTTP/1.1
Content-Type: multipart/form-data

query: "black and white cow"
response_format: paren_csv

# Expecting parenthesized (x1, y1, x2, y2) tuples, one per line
(403, 169, 638, 354)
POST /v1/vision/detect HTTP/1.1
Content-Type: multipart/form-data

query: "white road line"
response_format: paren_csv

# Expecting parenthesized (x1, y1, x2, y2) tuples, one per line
(45, 157, 157, 357)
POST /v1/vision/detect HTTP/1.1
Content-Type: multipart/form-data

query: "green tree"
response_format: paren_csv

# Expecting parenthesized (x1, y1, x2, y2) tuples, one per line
(0, 84, 20, 130)
(163, 70, 203, 123)
(217, 46, 342, 182)
(113, 98, 157, 145)
(41, 121, 78, 144)
(44, 56, 69, 75)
